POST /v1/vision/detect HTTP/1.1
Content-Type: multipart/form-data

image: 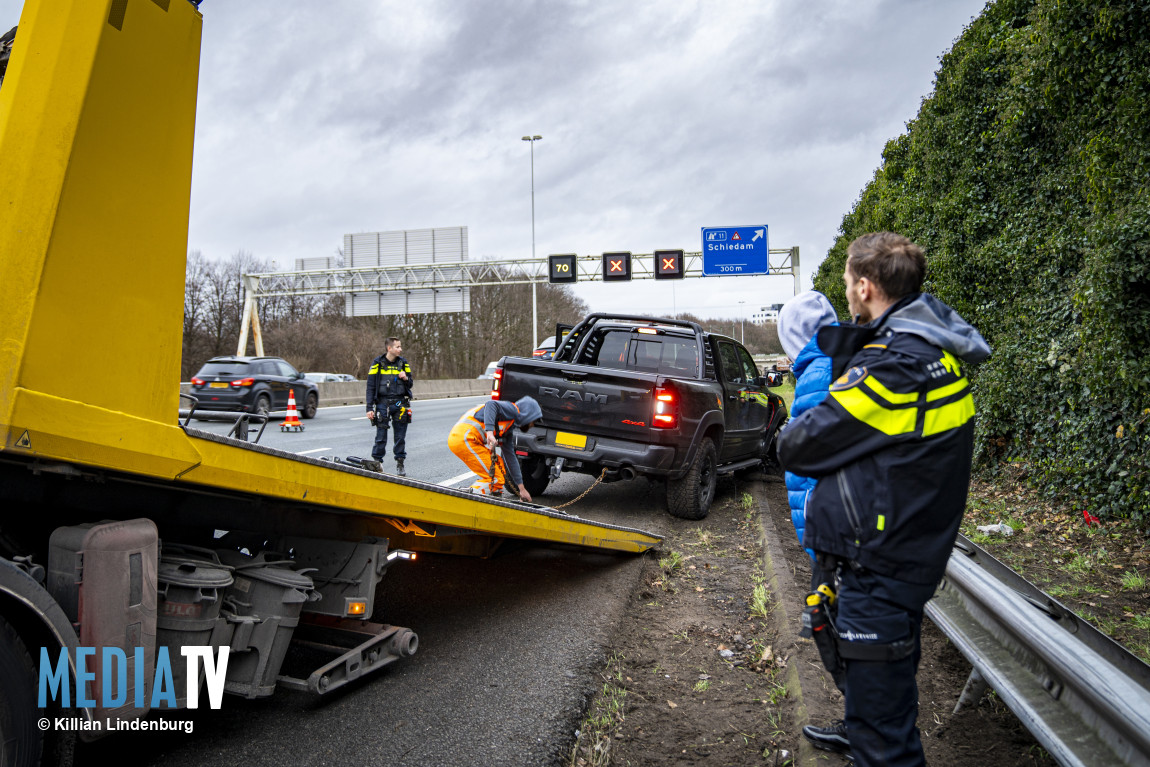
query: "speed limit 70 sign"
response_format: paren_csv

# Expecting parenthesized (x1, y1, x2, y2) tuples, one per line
(548, 254, 577, 283)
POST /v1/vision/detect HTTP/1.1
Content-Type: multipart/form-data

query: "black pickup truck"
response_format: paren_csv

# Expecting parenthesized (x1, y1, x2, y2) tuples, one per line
(494, 314, 788, 519)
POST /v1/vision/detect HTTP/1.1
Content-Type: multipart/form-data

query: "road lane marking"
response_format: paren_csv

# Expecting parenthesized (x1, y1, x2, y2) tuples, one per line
(296, 448, 331, 455)
(438, 471, 477, 487)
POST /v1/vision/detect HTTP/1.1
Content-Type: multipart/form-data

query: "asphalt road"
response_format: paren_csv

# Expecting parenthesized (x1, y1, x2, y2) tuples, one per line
(76, 397, 670, 767)
(187, 394, 494, 487)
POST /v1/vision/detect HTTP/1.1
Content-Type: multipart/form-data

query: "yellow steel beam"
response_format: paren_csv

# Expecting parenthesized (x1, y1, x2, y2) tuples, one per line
(0, 0, 201, 428)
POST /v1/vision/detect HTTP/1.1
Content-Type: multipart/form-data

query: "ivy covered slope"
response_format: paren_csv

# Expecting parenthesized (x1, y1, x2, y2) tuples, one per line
(813, 0, 1150, 519)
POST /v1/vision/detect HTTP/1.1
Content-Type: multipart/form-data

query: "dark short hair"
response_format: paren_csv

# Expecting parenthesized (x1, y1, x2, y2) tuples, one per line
(385, 337, 401, 349)
(846, 232, 926, 301)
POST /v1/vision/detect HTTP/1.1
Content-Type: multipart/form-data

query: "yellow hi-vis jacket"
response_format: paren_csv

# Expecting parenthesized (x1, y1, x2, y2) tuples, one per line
(778, 293, 991, 585)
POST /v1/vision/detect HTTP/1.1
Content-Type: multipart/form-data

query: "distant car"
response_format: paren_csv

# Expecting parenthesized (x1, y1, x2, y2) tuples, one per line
(335, 374, 357, 382)
(532, 336, 557, 360)
(190, 356, 318, 418)
(477, 361, 500, 379)
(305, 372, 342, 383)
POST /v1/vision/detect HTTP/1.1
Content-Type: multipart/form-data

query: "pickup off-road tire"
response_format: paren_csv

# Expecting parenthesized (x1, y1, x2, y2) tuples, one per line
(520, 455, 551, 497)
(0, 615, 43, 767)
(667, 437, 717, 520)
(757, 424, 785, 478)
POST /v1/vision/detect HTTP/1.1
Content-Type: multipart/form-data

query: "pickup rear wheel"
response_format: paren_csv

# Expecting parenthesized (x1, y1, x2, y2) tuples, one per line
(667, 437, 717, 520)
(520, 455, 551, 497)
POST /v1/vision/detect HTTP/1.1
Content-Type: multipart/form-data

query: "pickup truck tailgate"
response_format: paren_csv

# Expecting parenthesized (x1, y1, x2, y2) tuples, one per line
(500, 359, 661, 441)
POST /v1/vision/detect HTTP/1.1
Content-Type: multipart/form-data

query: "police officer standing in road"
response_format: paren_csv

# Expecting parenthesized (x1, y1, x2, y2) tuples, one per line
(366, 337, 414, 476)
(778, 232, 991, 767)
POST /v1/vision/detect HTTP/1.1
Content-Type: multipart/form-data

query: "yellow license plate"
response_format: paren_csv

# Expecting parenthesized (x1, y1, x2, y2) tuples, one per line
(555, 431, 587, 449)
(209, 382, 229, 388)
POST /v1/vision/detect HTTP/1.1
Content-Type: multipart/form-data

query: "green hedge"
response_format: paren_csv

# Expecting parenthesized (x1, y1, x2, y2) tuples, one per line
(813, 0, 1150, 519)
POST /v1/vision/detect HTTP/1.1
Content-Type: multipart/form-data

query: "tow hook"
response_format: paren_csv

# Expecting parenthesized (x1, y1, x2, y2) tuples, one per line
(549, 456, 566, 480)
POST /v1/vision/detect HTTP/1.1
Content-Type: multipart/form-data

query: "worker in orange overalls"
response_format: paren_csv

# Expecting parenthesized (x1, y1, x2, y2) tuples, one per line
(448, 396, 542, 500)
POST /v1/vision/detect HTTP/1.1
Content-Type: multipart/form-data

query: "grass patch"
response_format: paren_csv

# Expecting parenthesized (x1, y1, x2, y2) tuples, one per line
(569, 654, 629, 767)
(1066, 554, 1093, 574)
(774, 379, 796, 411)
(1123, 571, 1148, 591)
(750, 583, 771, 619)
(659, 550, 684, 573)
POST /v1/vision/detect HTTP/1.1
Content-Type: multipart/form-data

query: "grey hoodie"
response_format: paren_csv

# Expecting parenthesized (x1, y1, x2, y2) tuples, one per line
(778, 291, 837, 360)
(817, 293, 991, 379)
(882, 293, 991, 364)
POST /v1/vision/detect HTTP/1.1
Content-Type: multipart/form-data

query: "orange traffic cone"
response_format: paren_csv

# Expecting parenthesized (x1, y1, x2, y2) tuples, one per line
(281, 389, 304, 432)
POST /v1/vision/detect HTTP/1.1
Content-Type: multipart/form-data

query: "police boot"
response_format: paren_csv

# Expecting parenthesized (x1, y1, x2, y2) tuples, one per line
(801, 720, 851, 757)
(395, 458, 406, 477)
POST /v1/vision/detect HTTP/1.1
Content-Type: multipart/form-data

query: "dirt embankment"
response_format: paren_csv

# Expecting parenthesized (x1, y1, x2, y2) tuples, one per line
(569, 474, 1057, 767)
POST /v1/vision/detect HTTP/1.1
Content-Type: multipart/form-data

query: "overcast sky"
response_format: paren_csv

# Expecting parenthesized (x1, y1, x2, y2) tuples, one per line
(3, 0, 987, 320)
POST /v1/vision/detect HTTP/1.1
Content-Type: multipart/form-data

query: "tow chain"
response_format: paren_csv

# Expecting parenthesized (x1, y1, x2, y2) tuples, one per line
(550, 467, 608, 512)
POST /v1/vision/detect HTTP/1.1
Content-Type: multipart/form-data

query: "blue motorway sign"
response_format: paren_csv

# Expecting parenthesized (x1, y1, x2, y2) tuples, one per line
(701, 226, 769, 276)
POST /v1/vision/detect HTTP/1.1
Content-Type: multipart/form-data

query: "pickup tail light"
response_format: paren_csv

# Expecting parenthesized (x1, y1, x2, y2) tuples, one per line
(231, 377, 256, 388)
(491, 367, 503, 400)
(653, 386, 677, 428)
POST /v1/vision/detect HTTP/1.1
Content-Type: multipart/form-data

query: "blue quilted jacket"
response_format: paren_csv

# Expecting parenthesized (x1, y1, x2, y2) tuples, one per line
(783, 332, 834, 557)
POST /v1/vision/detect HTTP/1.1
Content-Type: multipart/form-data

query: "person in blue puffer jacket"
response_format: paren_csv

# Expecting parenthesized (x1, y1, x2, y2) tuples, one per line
(777, 291, 838, 562)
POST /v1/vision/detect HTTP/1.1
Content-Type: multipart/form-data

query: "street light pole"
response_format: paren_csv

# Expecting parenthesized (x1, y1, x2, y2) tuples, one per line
(522, 134, 542, 350)
(739, 300, 746, 343)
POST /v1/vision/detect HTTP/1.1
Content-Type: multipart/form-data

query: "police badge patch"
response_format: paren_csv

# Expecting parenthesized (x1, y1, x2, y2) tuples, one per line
(831, 365, 868, 391)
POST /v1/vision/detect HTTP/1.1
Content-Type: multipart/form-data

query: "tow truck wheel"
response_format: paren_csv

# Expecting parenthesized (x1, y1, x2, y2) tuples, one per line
(520, 455, 551, 497)
(0, 615, 43, 767)
(667, 437, 717, 520)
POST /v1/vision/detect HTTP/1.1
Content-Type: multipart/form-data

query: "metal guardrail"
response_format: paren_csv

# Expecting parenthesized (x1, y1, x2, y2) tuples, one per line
(927, 534, 1150, 767)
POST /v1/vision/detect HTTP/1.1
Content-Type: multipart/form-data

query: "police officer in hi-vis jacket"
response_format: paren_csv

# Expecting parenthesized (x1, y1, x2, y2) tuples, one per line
(366, 337, 413, 476)
(779, 232, 991, 767)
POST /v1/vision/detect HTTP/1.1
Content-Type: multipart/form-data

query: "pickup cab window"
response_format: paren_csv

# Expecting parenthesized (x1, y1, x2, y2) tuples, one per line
(590, 330, 699, 376)
(737, 346, 760, 381)
(718, 342, 746, 383)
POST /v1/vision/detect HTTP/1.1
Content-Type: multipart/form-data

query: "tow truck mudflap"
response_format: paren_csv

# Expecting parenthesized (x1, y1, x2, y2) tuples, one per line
(277, 613, 419, 695)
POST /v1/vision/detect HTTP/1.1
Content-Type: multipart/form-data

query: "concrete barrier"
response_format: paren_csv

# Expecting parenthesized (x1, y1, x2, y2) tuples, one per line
(179, 379, 494, 408)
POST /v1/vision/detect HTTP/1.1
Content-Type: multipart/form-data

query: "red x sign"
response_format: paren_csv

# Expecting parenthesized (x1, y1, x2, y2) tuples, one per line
(602, 252, 631, 281)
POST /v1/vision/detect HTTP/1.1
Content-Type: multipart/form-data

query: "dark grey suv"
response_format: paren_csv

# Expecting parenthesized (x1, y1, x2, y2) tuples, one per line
(189, 356, 319, 418)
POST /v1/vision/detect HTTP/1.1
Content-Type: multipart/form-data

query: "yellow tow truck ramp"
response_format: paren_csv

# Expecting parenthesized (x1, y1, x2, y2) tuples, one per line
(0, 0, 661, 556)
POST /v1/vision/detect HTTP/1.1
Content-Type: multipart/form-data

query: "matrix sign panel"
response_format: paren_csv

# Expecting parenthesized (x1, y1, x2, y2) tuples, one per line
(548, 254, 578, 284)
(602, 252, 632, 282)
(701, 226, 769, 276)
(653, 250, 685, 280)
